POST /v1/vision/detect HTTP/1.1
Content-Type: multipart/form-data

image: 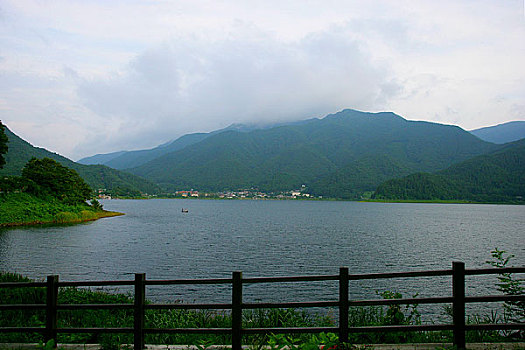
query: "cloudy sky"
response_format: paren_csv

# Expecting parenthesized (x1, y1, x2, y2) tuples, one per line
(1, 0, 525, 160)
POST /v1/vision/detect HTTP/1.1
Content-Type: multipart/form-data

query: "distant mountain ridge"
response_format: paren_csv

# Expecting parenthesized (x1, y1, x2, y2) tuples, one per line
(78, 150, 127, 165)
(470, 121, 525, 144)
(125, 109, 499, 198)
(1, 126, 160, 196)
(78, 121, 311, 169)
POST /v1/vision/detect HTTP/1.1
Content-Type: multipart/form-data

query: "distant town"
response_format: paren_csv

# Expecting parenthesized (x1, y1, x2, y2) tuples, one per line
(97, 186, 318, 200)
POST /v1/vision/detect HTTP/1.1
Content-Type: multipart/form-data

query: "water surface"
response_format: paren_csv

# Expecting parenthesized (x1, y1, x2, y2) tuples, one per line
(1, 199, 523, 317)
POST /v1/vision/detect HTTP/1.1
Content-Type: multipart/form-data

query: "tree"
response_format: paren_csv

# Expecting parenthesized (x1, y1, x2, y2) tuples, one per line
(21, 157, 93, 204)
(0, 121, 8, 169)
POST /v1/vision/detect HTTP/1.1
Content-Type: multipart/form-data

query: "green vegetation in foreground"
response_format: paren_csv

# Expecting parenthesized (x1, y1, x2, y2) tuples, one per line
(0, 249, 523, 348)
(0, 158, 123, 227)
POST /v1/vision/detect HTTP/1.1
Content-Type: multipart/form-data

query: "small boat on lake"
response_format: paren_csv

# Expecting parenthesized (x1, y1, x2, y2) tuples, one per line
(181, 208, 189, 213)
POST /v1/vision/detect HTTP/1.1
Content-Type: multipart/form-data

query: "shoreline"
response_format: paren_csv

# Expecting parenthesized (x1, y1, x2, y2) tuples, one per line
(104, 196, 523, 205)
(0, 210, 124, 228)
(361, 199, 524, 205)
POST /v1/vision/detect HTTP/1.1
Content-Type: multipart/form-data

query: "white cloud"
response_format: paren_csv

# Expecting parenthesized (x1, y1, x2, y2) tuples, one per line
(1, 0, 524, 159)
(75, 26, 399, 156)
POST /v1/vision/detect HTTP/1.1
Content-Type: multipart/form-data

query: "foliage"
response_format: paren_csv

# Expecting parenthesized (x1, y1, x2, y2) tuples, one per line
(373, 172, 459, 201)
(0, 121, 7, 169)
(36, 339, 55, 350)
(486, 248, 525, 324)
(265, 332, 338, 350)
(0, 175, 37, 194)
(377, 290, 421, 326)
(22, 157, 92, 204)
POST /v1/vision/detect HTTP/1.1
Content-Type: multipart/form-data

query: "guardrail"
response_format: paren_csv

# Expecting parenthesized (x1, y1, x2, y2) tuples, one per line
(1, 262, 524, 350)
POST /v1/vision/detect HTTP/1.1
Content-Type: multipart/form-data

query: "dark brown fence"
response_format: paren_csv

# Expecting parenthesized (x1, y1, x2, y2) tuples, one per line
(1, 262, 524, 350)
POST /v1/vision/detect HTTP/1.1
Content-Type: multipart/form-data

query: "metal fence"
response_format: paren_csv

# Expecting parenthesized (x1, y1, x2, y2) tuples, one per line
(1, 262, 524, 350)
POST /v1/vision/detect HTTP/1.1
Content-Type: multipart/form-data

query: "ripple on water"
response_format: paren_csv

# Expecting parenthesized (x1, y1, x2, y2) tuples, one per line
(0, 199, 523, 318)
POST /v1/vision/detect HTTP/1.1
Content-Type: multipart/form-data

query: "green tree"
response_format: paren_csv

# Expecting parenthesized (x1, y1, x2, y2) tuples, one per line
(0, 121, 8, 169)
(21, 157, 93, 204)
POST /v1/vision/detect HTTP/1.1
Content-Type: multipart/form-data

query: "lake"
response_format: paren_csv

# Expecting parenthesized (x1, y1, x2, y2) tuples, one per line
(0, 199, 523, 318)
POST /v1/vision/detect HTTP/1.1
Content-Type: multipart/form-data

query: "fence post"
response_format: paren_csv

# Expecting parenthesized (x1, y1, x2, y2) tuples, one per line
(134, 273, 146, 350)
(339, 267, 349, 344)
(452, 261, 466, 350)
(232, 271, 243, 350)
(45, 275, 59, 347)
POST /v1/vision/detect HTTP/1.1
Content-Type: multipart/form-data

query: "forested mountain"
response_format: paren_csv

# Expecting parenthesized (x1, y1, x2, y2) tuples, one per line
(470, 121, 525, 144)
(373, 138, 525, 202)
(0, 126, 160, 196)
(127, 109, 498, 198)
(78, 120, 318, 170)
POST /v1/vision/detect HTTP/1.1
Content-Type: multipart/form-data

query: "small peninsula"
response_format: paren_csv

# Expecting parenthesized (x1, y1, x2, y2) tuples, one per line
(0, 157, 123, 227)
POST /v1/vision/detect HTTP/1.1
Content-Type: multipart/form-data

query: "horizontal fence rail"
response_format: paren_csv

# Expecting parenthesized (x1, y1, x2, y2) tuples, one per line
(1, 262, 524, 350)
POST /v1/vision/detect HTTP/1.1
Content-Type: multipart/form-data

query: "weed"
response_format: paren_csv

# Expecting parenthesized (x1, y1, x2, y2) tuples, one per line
(486, 248, 525, 324)
(36, 339, 55, 350)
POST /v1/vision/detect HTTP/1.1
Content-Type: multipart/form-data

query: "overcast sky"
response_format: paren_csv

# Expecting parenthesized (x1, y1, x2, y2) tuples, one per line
(1, 0, 525, 160)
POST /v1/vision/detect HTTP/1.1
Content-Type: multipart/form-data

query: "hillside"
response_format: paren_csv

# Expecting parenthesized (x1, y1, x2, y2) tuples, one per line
(0, 126, 160, 196)
(372, 139, 525, 203)
(470, 121, 525, 144)
(128, 109, 499, 198)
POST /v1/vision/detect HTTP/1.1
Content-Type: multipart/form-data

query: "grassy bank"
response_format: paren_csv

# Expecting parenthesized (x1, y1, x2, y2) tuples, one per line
(0, 273, 519, 348)
(0, 193, 123, 227)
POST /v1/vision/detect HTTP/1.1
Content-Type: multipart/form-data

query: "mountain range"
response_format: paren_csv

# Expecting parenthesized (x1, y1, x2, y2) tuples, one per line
(4, 109, 524, 201)
(117, 109, 499, 198)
